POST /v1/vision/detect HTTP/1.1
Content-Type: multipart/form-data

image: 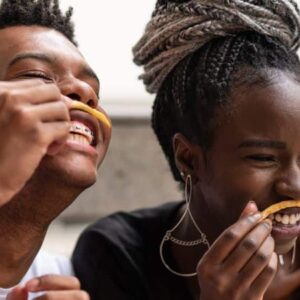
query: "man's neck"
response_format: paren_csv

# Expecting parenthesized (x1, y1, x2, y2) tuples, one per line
(0, 175, 80, 287)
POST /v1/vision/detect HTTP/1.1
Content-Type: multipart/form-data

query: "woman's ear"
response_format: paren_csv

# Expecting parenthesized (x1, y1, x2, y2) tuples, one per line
(173, 133, 205, 183)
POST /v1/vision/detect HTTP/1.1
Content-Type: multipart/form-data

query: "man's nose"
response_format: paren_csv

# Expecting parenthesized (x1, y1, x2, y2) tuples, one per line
(274, 164, 300, 200)
(59, 78, 98, 108)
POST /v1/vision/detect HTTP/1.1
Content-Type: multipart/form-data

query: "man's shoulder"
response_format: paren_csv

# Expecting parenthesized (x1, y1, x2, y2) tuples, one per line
(22, 251, 73, 283)
(0, 251, 73, 300)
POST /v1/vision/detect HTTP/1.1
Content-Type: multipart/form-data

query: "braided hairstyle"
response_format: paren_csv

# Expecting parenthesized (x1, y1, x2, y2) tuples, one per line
(133, 0, 300, 181)
(0, 0, 75, 44)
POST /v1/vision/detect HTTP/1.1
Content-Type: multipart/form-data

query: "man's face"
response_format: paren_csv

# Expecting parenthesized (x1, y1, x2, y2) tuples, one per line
(0, 25, 111, 190)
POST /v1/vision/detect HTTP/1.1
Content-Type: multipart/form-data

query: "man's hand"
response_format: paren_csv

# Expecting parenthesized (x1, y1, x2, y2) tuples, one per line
(7, 275, 89, 300)
(0, 79, 70, 206)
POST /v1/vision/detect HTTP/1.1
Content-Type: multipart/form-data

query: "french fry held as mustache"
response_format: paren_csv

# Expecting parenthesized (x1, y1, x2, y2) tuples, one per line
(70, 101, 111, 128)
(260, 200, 300, 220)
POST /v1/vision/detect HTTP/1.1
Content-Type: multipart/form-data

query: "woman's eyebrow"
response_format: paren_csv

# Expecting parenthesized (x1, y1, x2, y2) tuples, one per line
(238, 139, 286, 149)
(8, 52, 53, 67)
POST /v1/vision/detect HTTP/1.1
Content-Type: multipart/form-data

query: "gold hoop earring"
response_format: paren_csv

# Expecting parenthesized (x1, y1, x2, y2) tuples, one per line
(159, 174, 210, 277)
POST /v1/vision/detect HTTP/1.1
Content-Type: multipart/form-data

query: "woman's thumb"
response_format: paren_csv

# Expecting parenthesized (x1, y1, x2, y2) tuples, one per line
(239, 201, 259, 219)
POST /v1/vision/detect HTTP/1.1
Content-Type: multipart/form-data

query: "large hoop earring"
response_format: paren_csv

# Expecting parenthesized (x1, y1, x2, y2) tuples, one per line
(278, 240, 297, 268)
(159, 174, 210, 277)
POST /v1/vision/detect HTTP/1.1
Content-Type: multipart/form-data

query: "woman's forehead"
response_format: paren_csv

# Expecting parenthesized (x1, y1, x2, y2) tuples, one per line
(232, 74, 300, 115)
(211, 75, 300, 145)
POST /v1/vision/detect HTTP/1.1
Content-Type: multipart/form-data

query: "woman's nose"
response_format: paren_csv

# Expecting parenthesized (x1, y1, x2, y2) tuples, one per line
(59, 78, 98, 108)
(274, 166, 300, 200)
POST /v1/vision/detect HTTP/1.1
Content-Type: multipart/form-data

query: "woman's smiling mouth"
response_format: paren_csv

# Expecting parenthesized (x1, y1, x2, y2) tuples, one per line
(267, 208, 300, 239)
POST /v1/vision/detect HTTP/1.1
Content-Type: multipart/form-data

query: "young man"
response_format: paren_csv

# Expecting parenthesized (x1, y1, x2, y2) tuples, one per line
(0, 0, 111, 299)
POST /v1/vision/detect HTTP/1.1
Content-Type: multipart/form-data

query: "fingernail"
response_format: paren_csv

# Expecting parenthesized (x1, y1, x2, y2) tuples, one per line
(248, 212, 261, 222)
(261, 220, 272, 230)
(248, 201, 258, 209)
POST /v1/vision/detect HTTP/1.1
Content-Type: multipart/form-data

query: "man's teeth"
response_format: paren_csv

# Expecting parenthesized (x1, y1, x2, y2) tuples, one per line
(69, 122, 94, 145)
(67, 133, 90, 145)
(269, 213, 300, 225)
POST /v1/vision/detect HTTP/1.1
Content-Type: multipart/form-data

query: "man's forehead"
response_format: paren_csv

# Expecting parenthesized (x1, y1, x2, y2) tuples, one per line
(0, 25, 74, 52)
(0, 25, 100, 85)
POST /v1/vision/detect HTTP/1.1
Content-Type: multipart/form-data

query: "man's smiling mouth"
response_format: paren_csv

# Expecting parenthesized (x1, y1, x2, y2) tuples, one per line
(68, 121, 95, 146)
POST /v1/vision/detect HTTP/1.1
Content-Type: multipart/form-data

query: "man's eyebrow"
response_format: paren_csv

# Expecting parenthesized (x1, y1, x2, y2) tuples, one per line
(238, 139, 286, 149)
(8, 53, 53, 67)
(8, 52, 100, 87)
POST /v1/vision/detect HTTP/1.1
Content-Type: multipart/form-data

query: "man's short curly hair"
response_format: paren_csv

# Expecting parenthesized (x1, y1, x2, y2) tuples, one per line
(0, 0, 76, 45)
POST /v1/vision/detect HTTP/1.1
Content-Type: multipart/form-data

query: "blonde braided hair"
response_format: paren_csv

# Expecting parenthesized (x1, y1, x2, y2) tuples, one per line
(133, 0, 300, 93)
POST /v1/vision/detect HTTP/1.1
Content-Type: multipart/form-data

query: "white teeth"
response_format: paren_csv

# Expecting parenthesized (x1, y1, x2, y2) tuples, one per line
(282, 215, 289, 225)
(290, 214, 296, 225)
(69, 121, 94, 144)
(67, 133, 90, 145)
(273, 213, 300, 225)
(275, 214, 282, 222)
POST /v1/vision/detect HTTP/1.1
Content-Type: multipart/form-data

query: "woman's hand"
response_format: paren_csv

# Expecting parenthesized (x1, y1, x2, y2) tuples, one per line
(264, 267, 300, 300)
(0, 80, 70, 206)
(7, 275, 89, 300)
(197, 202, 277, 300)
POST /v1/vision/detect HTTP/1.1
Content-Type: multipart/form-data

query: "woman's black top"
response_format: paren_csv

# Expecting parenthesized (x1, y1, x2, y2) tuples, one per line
(72, 201, 193, 300)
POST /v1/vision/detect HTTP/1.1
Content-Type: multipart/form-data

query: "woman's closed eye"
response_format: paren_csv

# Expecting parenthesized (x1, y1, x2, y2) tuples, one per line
(245, 154, 278, 167)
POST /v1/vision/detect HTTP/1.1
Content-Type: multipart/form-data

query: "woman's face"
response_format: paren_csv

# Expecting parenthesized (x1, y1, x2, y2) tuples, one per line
(195, 72, 300, 252)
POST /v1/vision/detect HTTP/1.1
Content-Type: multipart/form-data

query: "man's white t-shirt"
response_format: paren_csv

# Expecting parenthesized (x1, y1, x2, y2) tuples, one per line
(0, 251, 73, 300)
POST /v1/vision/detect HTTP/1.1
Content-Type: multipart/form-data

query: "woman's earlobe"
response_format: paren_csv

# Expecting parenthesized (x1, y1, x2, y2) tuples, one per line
(173, 133, 205, 182)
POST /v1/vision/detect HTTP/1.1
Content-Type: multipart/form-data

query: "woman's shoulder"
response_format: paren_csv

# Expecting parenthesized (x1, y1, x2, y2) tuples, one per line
(81, 201, 183, 245)
(72, 201, 183, 298)
(73, 200, 183, 265)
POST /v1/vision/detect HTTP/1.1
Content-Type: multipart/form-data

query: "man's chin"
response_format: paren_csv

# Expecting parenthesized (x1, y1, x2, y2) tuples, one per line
(37, 154, 98, 189)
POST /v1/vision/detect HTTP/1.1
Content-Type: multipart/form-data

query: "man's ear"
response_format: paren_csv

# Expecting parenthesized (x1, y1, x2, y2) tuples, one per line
(173, 133, 205, 182)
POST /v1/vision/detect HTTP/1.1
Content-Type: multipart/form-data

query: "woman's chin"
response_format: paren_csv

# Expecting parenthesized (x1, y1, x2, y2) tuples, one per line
(274, 237, 297, 254)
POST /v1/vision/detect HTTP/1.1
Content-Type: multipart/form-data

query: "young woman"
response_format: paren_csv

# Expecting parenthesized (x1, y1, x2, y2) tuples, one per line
(73, 0, 300, 299)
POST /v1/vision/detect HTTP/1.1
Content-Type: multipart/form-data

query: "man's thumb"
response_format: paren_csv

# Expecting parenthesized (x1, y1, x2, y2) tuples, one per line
(6, 286, 27, 300)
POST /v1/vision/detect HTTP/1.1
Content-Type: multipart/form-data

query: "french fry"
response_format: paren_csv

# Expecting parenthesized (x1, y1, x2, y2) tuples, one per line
(261, 200, 300, 220)
(70, 101, 111, 128)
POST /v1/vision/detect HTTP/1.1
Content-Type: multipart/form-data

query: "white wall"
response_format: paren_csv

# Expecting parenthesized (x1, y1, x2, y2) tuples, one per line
(60, 0, 300, 118)
(60, 0, 156, 118)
